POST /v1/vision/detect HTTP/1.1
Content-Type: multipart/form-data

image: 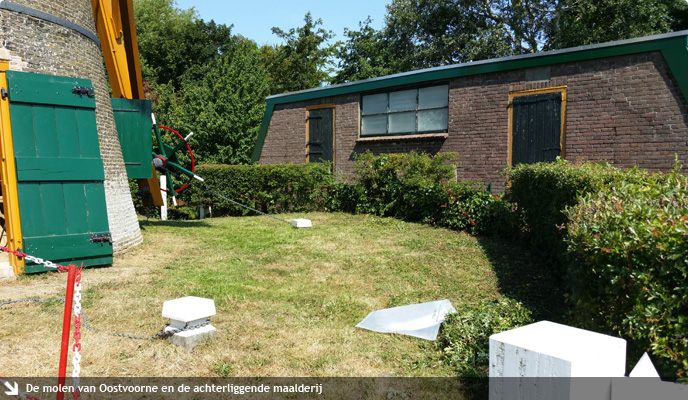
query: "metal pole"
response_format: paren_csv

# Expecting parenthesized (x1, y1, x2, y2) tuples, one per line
(57, 264, 77, 400)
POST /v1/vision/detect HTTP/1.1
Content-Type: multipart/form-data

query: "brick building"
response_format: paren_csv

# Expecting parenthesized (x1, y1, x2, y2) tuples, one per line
(253, 31, 688, 191)
(0, 0, 142, 272)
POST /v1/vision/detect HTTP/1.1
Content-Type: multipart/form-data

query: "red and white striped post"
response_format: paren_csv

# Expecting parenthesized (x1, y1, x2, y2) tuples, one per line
(57, 264, 77, 400)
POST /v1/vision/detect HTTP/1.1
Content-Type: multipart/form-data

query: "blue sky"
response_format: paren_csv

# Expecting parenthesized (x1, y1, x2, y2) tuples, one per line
(173, 0, 391, 46)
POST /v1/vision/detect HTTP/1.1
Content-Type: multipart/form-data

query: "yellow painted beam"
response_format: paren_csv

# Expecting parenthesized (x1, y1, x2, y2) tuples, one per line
(91, 0, 132, 99)
(136, 164, 164, 206)
(118, 0, 145, 100)
(0, 61, 25, 274)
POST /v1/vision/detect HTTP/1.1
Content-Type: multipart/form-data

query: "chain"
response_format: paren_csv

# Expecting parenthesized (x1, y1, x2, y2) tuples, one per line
(168, 169, 291, 225)
(155, 320, 212, 339)
(197, 185, 290, 224)
(0, 246, 69, 272)
(71, 267, 83, 400)
(0, 298, 65, 307)
(79, 309, 211, 340)
(1, 297, 210, 341)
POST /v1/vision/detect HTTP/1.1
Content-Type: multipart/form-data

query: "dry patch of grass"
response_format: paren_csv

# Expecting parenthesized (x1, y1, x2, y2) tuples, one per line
(0, 212, 525, 378)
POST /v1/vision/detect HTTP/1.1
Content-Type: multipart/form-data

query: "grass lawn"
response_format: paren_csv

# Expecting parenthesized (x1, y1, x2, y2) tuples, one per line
(0, 212, 553, 378)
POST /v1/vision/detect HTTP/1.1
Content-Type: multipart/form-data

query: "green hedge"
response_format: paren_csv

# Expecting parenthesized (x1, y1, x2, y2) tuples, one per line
(565, 171, 688, 378)
(434, 182, 518, 236)
(504, 159, 688, 377)
(505, 159, 622, 259)
(325, 151, 457, 218)
(339, 151, 458, 217)
(182, 163, 334, 216)
(325, 152, 514, 235)
(507, 159, 688, 377)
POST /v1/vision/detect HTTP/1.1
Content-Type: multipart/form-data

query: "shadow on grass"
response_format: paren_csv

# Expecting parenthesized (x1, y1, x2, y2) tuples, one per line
(139, 219, 212, 229)
(476, 235, 568, 323)
(452, 237, 570, 400)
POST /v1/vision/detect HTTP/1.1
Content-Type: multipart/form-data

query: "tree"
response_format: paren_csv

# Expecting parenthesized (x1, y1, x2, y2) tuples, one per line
(134, 0, 268, 165)
(550, 0, 687, 49)
(332, 18, 396, 84)
(333, 0, 556, 80)
(134, 0, 234, 87)
(258, 43, 286, 96)
(381, 0, 554, 69)
(266, 12, 339, 93)
(163, 39, 270, 165)
(336, 0, 686, 82)
(671, 0, 688, 31)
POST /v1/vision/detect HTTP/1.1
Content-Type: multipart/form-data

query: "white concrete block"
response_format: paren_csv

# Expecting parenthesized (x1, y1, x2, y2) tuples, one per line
(628, 353, 660, 378)
(489, 321, 626, 400)
(168, 324, 216, 352)
(291, 218, 312, 228)
(162, 296, 216, 323)
(162, 297, 217, 351)
(490, 321, 626, 377)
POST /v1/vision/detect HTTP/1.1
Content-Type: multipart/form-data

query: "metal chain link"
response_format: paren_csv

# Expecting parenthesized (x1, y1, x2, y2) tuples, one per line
(155, 320, 212, 339)
(79, 309, 211, 340)
(0, 298, 65, 307)
(2, 297, 208, 340)
(0, 246, 69, 272)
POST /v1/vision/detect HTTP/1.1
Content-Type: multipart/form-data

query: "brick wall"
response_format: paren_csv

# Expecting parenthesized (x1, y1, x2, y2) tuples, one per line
(559, 53, 687, 169)
(260, 52, 688, 191)
(260, 94, 359, 177)
(0, 0, 143, 253)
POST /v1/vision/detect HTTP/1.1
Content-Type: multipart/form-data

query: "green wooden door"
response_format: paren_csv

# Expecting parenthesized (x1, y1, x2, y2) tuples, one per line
(6, 71, 113, 273)
(512, 92, 562, 165)
(307, 107, 334, 164)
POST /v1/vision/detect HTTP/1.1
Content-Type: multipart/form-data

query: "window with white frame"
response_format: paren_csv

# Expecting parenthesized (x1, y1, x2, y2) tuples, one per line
(360, 84, 449, 136)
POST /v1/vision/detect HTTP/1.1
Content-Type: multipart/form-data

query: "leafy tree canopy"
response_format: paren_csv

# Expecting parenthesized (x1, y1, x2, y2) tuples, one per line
(134, 0, 235, 87)
(334, 0, 688, 83)
(134, 0, 268, 165)
(153, 39, 269, 165)
(133, 2, 341, 163)
(332, 18, 395, 84)
(551, 0, 688, 49)
(264, 12, 339, 94)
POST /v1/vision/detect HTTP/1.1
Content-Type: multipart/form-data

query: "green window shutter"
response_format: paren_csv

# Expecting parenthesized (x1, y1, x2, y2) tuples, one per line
(6, 71, 113, 273)
(111, 98, 152, 179)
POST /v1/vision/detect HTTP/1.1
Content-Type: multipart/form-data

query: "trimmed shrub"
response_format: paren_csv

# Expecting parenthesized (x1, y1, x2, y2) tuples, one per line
(434, 181, 519, 236)
(348, 151, 458, 217)
(437, 298, 533, 377)
(324, 181, 372, 214)
(565, 171, 688, 378)
(325, 152, 515, 236)
(505, 159, 622, 260)
(181, 163, 334, 217)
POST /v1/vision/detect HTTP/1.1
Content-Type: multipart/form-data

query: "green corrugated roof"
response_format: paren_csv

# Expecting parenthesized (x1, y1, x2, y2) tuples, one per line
(253, 30, 688, 162)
